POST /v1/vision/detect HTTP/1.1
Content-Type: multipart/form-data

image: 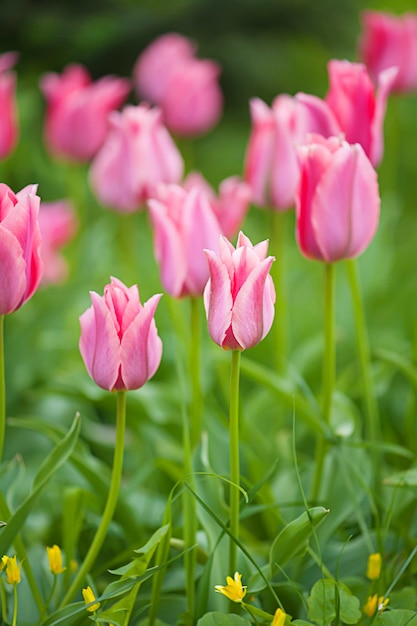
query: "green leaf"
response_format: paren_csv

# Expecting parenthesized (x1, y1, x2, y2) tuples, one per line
(0, 413, 81, 555)
(307, 579, 361, 625)
(197, 612, 252, 626)
(375, 609, 417, 625)
(384, 468, 417, 487)
(269, 506, 330, 571)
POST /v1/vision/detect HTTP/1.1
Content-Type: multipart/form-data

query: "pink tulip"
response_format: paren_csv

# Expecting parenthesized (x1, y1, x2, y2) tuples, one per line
(0, 183, 43, 315)
(359, 11, 417, 93)
(148, 184, 222, 298)
(184, 171, 251, 238)
(295, 135, 380, 262)
(0, 52, 19, 160)
(39, 200, 77, 285)
(325, 59, 397, 167)
(90, 104, 184, 212)
(244, 95, 340, 211)
(134, 33, 223, 137)
(204, 232, 275, 351)
(40, 64, 130, 161)
(79, 277, 162, 391)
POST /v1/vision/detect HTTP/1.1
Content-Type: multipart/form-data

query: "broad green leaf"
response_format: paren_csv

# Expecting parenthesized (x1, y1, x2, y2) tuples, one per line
(292, 621, 315, 625)
(269, 506, 329, 571)
(375, 609, 417, 625)
(384, 468, 417, 487)
(376, 348, 417, 388)
(307, 578, 361, 625)
(0, 413, 80, 555)
(197, 612, 252, 626)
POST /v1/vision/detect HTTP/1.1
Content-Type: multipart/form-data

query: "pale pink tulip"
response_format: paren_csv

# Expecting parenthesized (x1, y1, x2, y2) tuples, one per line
(295, 135, 380, 262)
(90, 104, 184, 212)
(148, 184, 221, 298)
(39, 200, 77, 285)
(359, 11, 417, 93)
(204, 232, 275, 351)
(184, 172, 251, 238)
(79, 277, 162, 391)
(0, 183, 43, 314)
(325, 59, 397, 167)
(40, 64, 130, 161)
(244, 95, 340, 211)
(0, 52, 18, 160)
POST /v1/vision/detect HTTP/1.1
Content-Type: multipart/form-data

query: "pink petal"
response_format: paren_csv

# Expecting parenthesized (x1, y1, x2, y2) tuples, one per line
(204, 249, 233, 347)
(0, 226, 26, 314)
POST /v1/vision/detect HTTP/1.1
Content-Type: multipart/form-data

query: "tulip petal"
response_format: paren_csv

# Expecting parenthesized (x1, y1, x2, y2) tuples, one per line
(244, 98, 275, 207)
(0, 225, 26, 314)
(204, 249, 233, 347)
(120, 293, 162, 390)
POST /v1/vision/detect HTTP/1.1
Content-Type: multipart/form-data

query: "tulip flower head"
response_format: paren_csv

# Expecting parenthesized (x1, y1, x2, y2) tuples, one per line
(363, 594, 389, 617)
(1, 555, 21, 585)
(0, 52, 18, 159)
(204, 232, 275, 351)
(295, 135, 380, 263)
(39, 199, 77, 285)
(366, 552, 382, 580)
(214, 571, 247, 603)
(47, 545, 66, 575)
(82, 586, 100, 612)
(79, 277, 162, 391)
(271, 608, 287, 626)
(359, 11, 417, 93)
(0, 183, 43, 315)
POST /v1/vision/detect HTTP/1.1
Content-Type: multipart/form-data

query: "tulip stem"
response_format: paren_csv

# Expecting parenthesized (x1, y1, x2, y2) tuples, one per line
(0, 315, 5, 463)
(60, 391, 126, 607)
(229, 349, 241, 581)
(311, 263, 335, 501)
(190, 297, 202, 448)
(12, 584, 17, 626)
(270, 210, 287, 374)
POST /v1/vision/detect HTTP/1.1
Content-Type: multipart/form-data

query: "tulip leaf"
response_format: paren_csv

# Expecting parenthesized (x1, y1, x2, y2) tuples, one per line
(0, 413, 80, 555)
(307, 578, 361, 625)
(269, 506, 330, 571)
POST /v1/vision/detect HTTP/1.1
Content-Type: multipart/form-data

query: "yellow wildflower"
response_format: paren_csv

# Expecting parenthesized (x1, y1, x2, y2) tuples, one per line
(271, 607, 286, 626)
(366, 552, 382, 580)
(214, 571, 247, 603)
(82, 585, 100, 612)
(70, 558, 78, 573)
(46, 545, 66, 575)
(363, 594, 389, 617)
(2, 555, 21, 585)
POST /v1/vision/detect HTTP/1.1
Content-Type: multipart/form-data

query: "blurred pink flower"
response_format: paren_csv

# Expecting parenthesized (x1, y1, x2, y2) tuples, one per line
(359, 11, 417, 93)
(134, 33, 223, 137)
(40, 64, 130, 161)
(90, 104, 184, 212)
(244, 94, 339, 211)
(204, 232, 275, 351)
(148, 184, 222, 298)
(0, 183, 43, 314)
(79, 277, 162, 391)
(295, 135, 380, 262)
(325, 59, 397, 167)
(184, 171, 251, 238)
(0, 52, 19, 160)
(39, 200, 77, 285)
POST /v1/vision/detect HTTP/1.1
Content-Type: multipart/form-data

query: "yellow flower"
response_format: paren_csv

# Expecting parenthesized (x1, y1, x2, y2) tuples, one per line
(70, 558, 78, 573)
(363, 594, 389, 617)
(82, 586, 100, 612)
(271, 607, 286, 626)
(214, 571, 247, 603)
(366, 552, 382, 580)
(46, 545, 66, 575)
(2, 555, 21, 585)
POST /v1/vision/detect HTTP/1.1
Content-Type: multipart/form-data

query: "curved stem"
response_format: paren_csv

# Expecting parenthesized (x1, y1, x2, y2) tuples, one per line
(311, 263, 335, 501)
(0, 315, 5, 463)
(229, 350, 241, 581)
(270, 210, 287, 374)
(60, 391, 126, 606)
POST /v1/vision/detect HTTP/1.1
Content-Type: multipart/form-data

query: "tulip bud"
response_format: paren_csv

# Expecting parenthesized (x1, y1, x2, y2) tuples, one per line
(39, 199, 77, 285)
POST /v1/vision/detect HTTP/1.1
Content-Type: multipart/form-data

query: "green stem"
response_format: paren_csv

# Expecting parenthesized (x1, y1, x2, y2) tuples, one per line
(189, 297, 202, 449)
(311, 263, 335, 501)
(35, 575, 57, 626)
(182, 412, 196, 619)
(0, 579, 6, 624)
(0, 315, 5, 463)
(60, 391, 126, 607)
(229, 350, 241, 580)
(270, 210, 287, 374)
(12, 584, 17, 626)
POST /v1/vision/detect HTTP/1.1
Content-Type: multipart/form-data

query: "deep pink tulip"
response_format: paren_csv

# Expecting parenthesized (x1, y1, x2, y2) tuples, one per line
(148, 184, 222, 298)
(39, 200, 77, 285)
(79, 277, 162, 391)
(134, 33, 223, 137)
(325, 59, 397, 167)
(359, 11, 417, 93)
(184, 171, 251, 238)
(295, 135, 380, 262)
(90, 104, 184, 212)
(204, 232, 275, 351)
(40, 64, 130, 162)
(244, 95, 340, 211)
(0, 183, 43, 314)
(0, 52, 18, 160)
